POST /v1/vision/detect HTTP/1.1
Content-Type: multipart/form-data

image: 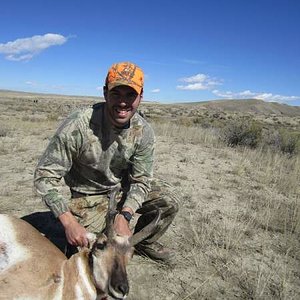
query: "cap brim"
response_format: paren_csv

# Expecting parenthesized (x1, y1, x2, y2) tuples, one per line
(107, 81, 142, 94)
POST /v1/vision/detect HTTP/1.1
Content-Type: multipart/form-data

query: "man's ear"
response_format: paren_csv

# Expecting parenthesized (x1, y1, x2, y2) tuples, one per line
(103, 86, 108, 100)
(140, 88, 143, 98)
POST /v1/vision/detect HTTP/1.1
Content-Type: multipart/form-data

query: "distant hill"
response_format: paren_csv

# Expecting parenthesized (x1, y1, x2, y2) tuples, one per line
(180, 99, 300, 117)
(1, 90, 300, 117)
(0, 89, 102, 102)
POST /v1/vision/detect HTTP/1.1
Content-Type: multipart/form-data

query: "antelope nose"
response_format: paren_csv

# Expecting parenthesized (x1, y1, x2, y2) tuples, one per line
(118, 283, 129, 295)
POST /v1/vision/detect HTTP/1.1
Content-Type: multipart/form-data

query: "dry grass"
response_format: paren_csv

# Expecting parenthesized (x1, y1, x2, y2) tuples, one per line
(151, 122, 220, 147)
(1, 90, 300, 299)
(152, 121, 300, 299)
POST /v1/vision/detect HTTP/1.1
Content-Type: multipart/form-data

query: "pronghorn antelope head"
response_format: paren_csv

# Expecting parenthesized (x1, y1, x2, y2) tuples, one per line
(90, 187, 161, 299)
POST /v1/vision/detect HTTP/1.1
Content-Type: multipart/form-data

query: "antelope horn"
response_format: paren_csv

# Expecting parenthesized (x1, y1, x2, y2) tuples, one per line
(129, 209, 161, 246)
(108, 185, 121, 211)
(105, 185, 121, 237)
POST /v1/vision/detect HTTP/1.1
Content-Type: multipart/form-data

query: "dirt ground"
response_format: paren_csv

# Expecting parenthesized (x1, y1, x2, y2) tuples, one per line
(1, 93, 299, 299)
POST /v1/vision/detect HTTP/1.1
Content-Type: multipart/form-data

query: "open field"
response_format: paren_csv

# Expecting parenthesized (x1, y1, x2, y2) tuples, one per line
(0, 90, 300, 299)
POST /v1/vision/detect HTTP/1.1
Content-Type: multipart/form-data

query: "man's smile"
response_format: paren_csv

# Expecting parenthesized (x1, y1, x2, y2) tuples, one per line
(114, 106, 131, 118)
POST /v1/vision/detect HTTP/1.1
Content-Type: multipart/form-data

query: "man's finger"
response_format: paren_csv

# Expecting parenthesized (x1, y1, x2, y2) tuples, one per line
(82, 237, 89, 247)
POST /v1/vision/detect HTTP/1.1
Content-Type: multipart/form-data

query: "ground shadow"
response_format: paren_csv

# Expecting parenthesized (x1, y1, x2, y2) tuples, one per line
(21, 211, 73, 256)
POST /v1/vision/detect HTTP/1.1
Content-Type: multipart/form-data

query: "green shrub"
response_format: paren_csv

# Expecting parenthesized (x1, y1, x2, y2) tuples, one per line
(279, 130, 300, 155)
(221, 120, 262, 148)
(262, 129, 300, 156)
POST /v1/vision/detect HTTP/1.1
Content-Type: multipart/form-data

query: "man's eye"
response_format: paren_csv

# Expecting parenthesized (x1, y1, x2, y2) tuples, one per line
(110, 93, 120, 98)
(109, 91, 137, 101)
(127, 93, 137, 100)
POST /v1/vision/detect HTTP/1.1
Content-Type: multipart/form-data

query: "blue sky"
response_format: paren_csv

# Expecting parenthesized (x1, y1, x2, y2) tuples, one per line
(0, 0, 299, 105)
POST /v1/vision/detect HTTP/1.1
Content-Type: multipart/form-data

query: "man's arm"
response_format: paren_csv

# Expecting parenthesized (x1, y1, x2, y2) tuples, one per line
(59, 212, 88, 247)
(113, 123, 155, 236)
(34, 131, 77, 217)
(113, 207, 133, 237)
(123, 124, 155, 212)
(34, 115, 88, 246)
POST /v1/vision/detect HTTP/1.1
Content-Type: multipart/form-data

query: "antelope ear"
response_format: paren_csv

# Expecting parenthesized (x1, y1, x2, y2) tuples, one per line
(86, 232, 97, 249)
(129, 209, 161, 246)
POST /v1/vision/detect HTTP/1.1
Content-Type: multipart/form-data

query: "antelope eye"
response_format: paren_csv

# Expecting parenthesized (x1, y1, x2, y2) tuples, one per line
(96, 242, 106, 250)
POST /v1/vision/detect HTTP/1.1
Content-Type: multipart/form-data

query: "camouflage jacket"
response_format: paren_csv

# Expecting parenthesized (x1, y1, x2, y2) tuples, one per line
(34, 103, 155, 217)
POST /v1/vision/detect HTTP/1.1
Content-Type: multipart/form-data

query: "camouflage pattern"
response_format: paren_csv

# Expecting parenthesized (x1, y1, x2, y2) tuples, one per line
(34, 102, 155, 217)
(106, 62, 144, 94)
(68, 178, 179, 242)
(68, 194, 108, 234)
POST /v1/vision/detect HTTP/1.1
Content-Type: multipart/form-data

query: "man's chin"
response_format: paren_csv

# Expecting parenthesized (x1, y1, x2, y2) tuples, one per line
(111, 117, 130, 128)
(107, 109, 135, 128)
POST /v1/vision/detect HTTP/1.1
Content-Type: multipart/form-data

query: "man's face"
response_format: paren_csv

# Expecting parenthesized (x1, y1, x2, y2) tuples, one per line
(104, 85, 142, 128)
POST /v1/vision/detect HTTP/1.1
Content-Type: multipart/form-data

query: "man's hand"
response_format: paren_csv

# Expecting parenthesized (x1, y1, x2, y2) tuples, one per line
(113, 207, 133, 237)
(58, 211, 88, 247)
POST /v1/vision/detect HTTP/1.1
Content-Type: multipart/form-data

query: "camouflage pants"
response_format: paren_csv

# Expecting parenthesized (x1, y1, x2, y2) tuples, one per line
(68, 178, 179, 244)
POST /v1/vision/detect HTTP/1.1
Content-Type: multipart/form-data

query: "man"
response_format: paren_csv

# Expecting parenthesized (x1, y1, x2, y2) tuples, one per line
(34, 62, 178, 262)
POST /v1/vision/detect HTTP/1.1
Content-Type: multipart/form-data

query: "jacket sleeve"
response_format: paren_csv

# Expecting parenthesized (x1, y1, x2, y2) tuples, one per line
(34, 115, 83, 217)
(123, 124, 155, 212)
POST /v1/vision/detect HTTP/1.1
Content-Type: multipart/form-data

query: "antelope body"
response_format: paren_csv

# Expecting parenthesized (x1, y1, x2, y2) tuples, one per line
(0, 214, 115, 299)
(0, 208, 160, 300)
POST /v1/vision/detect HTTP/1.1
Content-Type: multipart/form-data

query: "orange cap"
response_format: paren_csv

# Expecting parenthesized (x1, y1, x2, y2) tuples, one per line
(105, 62, 144, 94)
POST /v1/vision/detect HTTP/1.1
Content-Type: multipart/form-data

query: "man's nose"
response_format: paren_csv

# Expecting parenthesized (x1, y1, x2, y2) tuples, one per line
(118, 99, 127, 106)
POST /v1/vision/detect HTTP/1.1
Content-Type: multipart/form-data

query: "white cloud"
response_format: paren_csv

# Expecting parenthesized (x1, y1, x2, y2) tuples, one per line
(177, 73, 221, 90)
(182, 58, 203, 65)
(212, 89, 300, 103)
(25, 80, 37, 86)
(0, 33, 68, 61)
(151, 89, 160, 93)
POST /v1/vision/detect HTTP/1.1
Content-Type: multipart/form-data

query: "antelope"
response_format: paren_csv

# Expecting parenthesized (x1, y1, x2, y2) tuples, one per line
(0, 189, 160, 300)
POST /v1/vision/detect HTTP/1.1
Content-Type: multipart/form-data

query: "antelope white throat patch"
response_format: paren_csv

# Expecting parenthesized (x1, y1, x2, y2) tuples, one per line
(76, 257, 96, 299)
(0, 215, 30, 272)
